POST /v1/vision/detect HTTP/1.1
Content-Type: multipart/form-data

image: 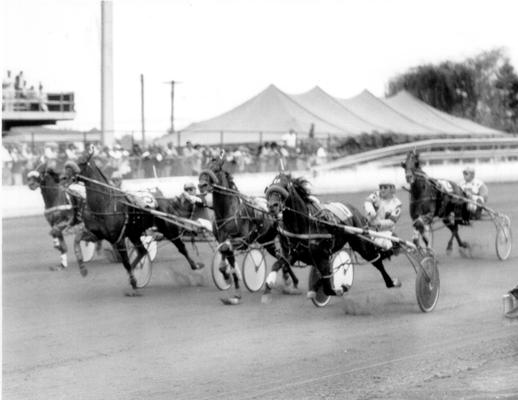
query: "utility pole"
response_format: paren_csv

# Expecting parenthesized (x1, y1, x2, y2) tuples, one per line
(165, 80, 181, 146)
(140, 74, 146, 146)
(101, 0, 114, 146)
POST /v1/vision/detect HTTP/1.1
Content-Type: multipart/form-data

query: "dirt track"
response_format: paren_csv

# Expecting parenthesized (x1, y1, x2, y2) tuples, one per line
(3, 183, 518, 399)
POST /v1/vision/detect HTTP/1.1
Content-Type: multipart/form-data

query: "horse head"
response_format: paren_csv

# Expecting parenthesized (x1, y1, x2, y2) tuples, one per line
(265, 173, 311, 223)
(60, 149, 102, 187)
(265, 173, 291, 217)
(198, 156, 239, 212)
(27, 162, 60, 190)
(401, 149, 421, 184)
(27, 162, 46, 190)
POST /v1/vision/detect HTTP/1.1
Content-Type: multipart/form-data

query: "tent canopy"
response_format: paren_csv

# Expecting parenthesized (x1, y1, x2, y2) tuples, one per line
(156, 85, 505, 146)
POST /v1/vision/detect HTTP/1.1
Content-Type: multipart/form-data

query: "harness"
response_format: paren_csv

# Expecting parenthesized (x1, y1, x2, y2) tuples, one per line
(44, 204, 74, 215)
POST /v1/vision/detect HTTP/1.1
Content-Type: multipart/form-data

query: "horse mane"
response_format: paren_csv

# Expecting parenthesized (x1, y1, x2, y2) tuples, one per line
(208, 158, 238, 191)
(46, 168, 61, 183)
(221, 168, 238, 191)
(77, 154, 111, 184)
(288, 176, 311, 203)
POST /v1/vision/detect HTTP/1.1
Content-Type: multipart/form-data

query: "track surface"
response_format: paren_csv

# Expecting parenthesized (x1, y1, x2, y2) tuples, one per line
(3, 183, 518, 399)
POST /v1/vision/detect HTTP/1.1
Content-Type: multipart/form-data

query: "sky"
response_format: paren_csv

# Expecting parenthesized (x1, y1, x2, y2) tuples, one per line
(3, 0, 518, 141)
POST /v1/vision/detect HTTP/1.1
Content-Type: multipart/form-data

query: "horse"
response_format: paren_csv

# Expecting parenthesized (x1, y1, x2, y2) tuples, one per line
(265, 173, 402, 298)
(198, 157, 300, 304)
(401, 150, 471, 254)
(61, 151, 203, 295)
(27, 162, 98, 271)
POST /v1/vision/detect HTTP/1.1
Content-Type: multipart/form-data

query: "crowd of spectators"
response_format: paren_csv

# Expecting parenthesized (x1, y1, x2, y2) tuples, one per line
(2, 70, 47, 112)
(1, 135, 331, 186)
(2, 128, 412, 186)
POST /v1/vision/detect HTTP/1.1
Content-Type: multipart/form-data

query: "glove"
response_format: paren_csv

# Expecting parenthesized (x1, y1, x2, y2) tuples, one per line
(473, 195, 484, 205)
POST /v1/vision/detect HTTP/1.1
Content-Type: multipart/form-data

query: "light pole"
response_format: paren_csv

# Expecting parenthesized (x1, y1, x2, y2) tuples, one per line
(165, 80, 181, 146)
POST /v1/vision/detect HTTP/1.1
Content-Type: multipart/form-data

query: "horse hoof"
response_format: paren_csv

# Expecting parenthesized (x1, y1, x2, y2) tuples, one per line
(391, 278, 402, 288)
(124, 289, 142, 297)
(446, 247, 453, 256)
(49, 264, 66, 272)
(261, 294, 272, 304)
(193, 262, 205, 270)
(307, 290, 317, 299)
(80, 268, 88, 277)
(220, 296, 241, 305)
(282, 287, 302, 295)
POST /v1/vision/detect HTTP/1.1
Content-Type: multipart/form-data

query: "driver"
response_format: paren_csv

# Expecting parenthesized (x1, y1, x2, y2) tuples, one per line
(459, 166, 488, 219)
(364, 182, 402, 254)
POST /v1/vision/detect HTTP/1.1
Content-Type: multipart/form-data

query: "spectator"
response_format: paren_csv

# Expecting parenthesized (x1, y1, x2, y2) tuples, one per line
(282, 129, 298, 152)
(37, 83, 48, 111)
(192, 144, 203, 176)
(2, 71, 14, 112)
(65, 143, 78, 161)
(182, 141, 202, 176)
(164, 142, 179, 176)
(14, 71, 23, 92)
(10, 146, 25, 185)
(2, 144, 13, 185)
(259, 142, 273, 172)
(141, 148, 154, 178)
(315, 143, 328, 165)
(44, 143, 58, 164)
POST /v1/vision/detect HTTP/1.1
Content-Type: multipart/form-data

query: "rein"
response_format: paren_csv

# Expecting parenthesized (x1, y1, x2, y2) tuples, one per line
(212, 183, 270, 215)
(44, 204, 73, 214)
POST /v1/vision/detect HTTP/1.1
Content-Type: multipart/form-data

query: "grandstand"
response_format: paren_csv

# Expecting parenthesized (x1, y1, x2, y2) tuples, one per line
(2, 91, 76, 132)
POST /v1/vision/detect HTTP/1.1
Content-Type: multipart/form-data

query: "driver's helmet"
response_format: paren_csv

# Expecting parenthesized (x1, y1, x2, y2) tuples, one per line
(463, 166, 475, 180)
(378, 182, 396, 195)
(184, 182, 196, 193)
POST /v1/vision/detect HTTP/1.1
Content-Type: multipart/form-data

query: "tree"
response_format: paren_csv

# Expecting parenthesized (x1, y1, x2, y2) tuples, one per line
(387, 48, 518, 133)
(493, 61, 518, 132)
(387, 62, 477, 117)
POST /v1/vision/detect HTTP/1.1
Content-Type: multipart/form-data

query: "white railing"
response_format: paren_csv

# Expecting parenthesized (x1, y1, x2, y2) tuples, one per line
(314, 137, 518, 171)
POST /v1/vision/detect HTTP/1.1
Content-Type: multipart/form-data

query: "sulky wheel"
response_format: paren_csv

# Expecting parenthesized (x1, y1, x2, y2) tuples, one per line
(242, 247, 267, 292)
(415, 254, 440, 313)
(80, 240, 96, 263)
(140, 235, 158, 262)
(211, 251, 232, 291)
(330, 249, 354, 295)
(309, 266, 331, 308)
(495, 216, 512, 261)
(125, 237, 153, 288)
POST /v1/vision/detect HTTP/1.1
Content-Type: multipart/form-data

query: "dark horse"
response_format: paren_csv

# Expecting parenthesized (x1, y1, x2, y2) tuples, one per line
(27, 162, 97, 271)
(61, 152, 203, 295)
(401, 150, 471, 254)
(265, 173, 401, 298)
(198, 157, 299, 304)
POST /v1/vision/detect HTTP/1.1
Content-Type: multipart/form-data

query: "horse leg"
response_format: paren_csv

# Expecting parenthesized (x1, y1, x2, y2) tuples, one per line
(226, 250, 242, 298)
(115, 238, 147, 296)
(74, 229, 99, 277)
(412, 218, 431, 248)
(442, 218, 455, 255)
(450, 222, 470, 256)
(264, 242, 299, 291)
(73, 228, 88, 277)
(306, 258, 334, 298)
(170, 236, 204, 270)
(373, 258, 401, 289)
(49, 226, 68, 271)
